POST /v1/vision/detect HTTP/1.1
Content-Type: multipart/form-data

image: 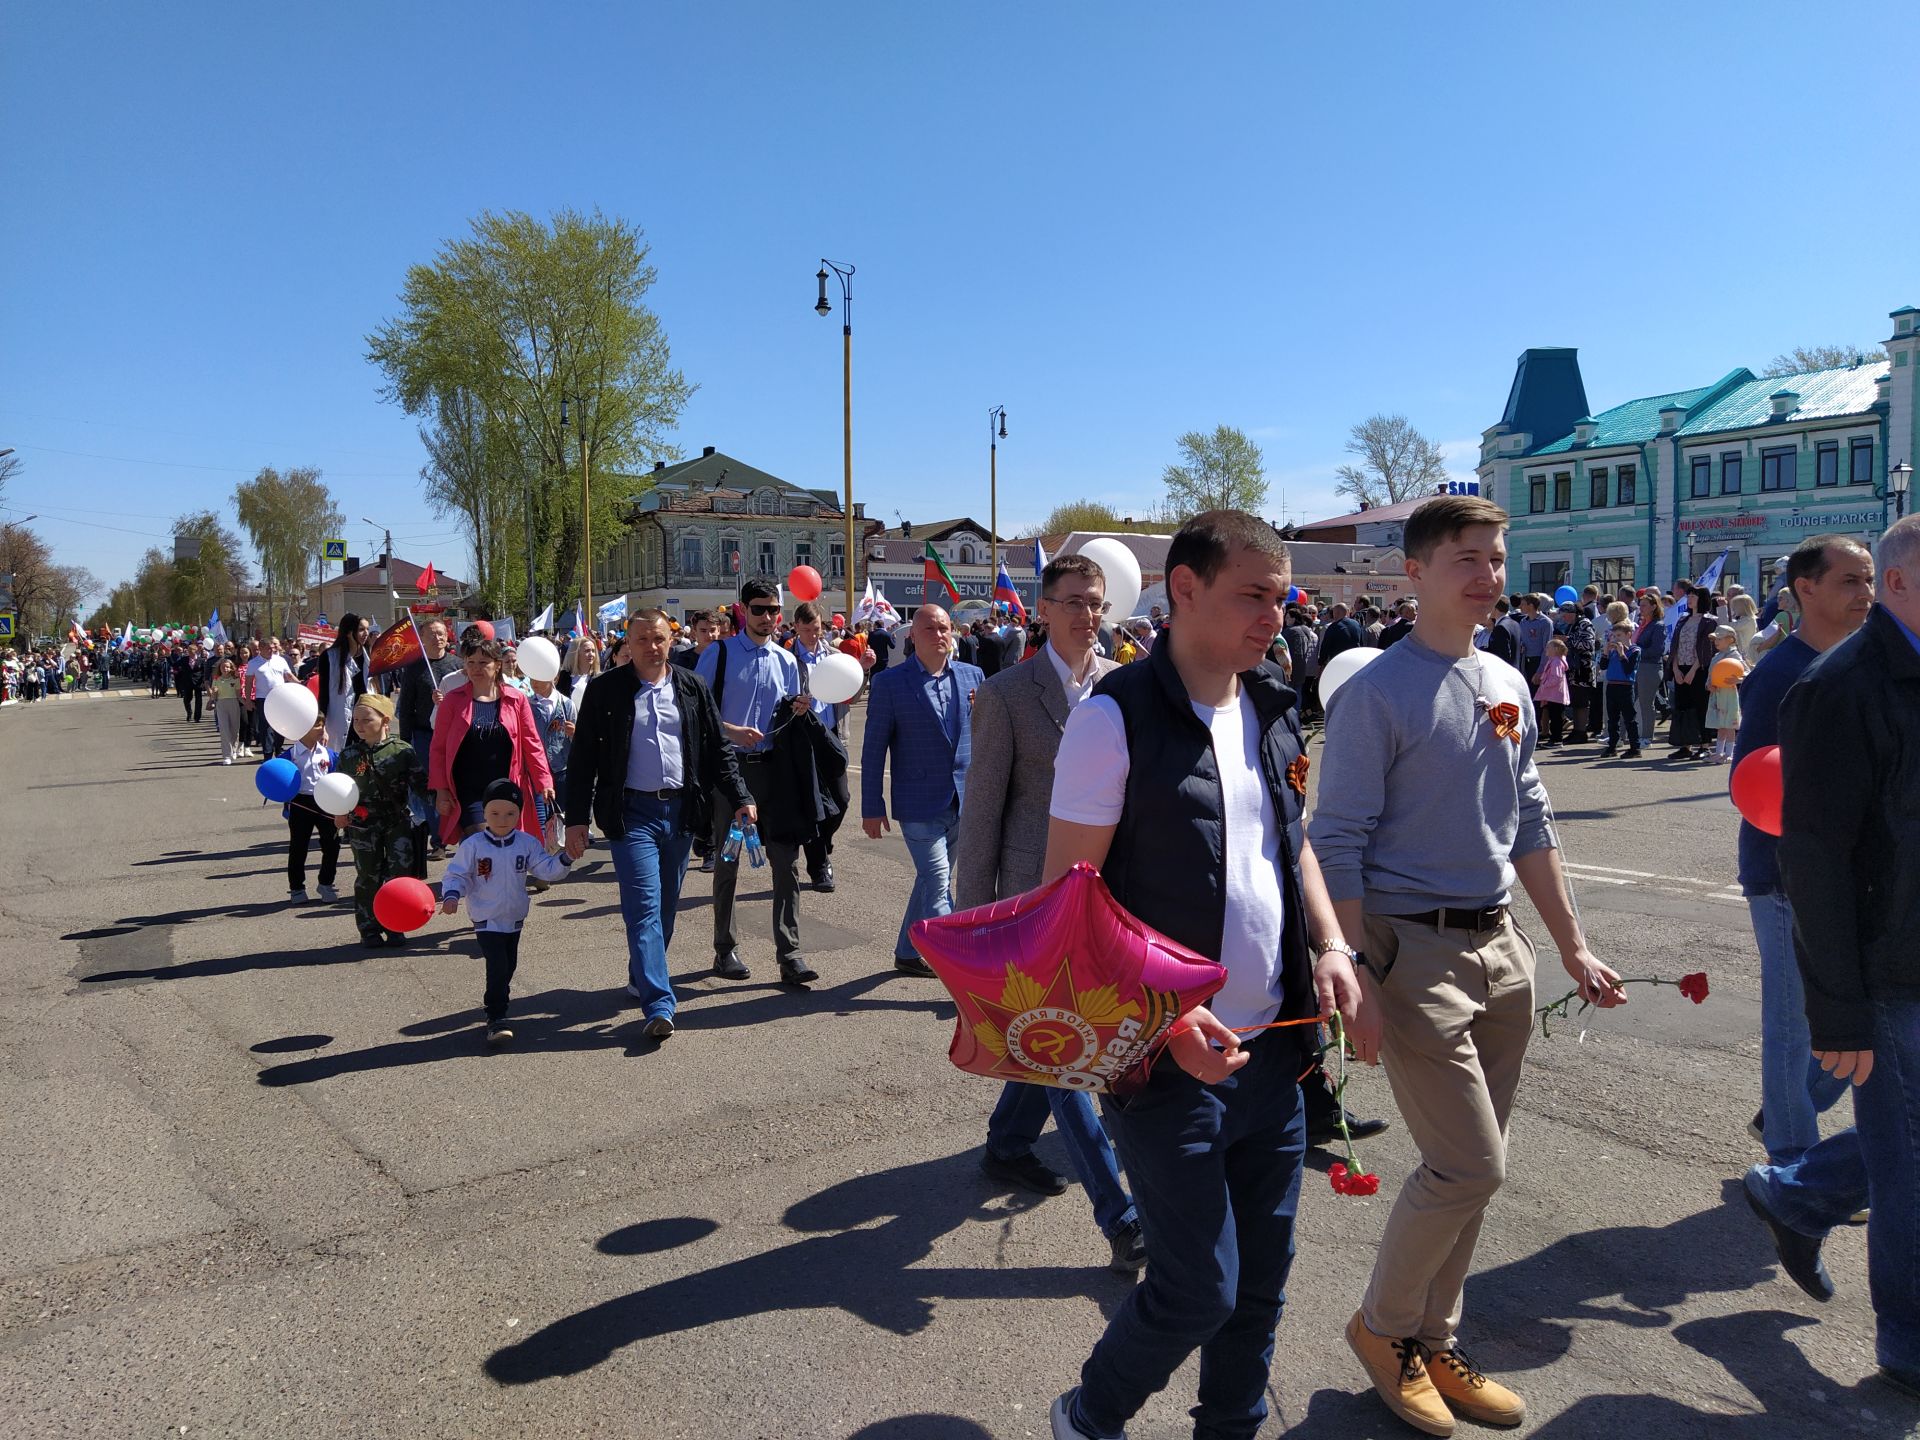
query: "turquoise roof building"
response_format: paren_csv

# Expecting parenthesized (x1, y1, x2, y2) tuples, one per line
(1477, 304, 1919, 598)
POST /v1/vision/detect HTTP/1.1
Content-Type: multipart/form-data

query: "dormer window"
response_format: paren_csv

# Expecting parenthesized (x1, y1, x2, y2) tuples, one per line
(1658, 406, 1684, 434)
(1573, 417, 1599, 446)
(1770, 390, 1800, 419)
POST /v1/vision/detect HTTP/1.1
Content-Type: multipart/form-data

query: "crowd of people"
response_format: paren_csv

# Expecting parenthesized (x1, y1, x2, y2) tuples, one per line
(1265, 568, 1804, 772)
(78, 497, 1919, 1434)
(0, 642, 118, 701)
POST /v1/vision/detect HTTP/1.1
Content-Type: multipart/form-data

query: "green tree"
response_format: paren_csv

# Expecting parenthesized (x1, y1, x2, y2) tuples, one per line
(167, 511, 248, 626)
(1, 521, 53, 646)
(1334, 413, 1449, 509)
(367, 208, 692, 622)
(234, 466, 344, 635)
(1031, 500, 1169, 536)
(132, 548, 176, 626)
(1161, 426, 1268, 520)
(1763, 343, 1885, 377)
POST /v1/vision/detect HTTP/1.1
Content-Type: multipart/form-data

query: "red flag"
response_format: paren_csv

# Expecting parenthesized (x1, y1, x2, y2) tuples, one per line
(923, 542, 961, 604)
(365, 615, 424, 677)
(416, 562, 436, 595)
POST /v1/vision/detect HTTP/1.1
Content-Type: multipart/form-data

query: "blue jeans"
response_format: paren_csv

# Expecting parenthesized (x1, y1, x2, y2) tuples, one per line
(1078, 1036, 1306, 1440)
(896, 803, 959, 960)
(986, 1082, 1137, 1238)
(1748, 892, 1848, 1162)
(607, 790, 693, 1020)
(1748, 996, 1920, 1375)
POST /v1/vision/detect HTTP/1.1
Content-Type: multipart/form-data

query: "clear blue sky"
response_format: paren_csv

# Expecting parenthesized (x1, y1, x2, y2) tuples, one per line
(6, 1, 1917, 601)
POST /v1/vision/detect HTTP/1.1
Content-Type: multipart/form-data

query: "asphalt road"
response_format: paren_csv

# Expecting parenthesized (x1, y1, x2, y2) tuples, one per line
(1, 687, 1909, 1439)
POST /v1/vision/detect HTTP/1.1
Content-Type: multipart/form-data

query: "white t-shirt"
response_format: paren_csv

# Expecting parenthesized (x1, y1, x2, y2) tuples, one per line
(251, 653, 294, 697)
(1050, 689, 1287, 1032)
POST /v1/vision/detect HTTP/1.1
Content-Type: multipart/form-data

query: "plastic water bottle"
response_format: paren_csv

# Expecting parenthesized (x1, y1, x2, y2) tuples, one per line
(721, 823, 744, 865)
(744, 823, 766, 869)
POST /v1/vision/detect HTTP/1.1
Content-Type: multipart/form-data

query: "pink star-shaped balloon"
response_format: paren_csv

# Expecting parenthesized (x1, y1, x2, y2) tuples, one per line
(910, 862, 1226, 1096)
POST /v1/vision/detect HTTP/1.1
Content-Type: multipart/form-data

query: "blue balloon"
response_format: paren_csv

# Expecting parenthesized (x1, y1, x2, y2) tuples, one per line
(254, 757, 300, 803)
(1554, 585, 1579, 607)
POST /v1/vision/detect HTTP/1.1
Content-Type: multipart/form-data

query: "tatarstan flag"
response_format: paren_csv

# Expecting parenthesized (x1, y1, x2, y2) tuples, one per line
(923, 542, 961, 604)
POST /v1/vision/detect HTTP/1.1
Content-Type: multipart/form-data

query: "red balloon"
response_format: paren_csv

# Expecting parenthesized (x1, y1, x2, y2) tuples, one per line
(373, 876, 438, 934)
(1731, 744, 1783, 837)
(910, 862, 1225, 1096)
(787, 565, 823, 602)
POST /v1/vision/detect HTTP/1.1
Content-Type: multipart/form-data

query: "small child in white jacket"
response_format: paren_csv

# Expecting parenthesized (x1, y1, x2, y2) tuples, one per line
(440, 778, 572, 1045)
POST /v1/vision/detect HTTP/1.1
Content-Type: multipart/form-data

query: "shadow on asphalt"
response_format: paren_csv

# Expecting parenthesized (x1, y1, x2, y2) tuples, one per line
(482, 1148, 1129, 1385)
(79, 932, 452, 986)
(848, 1419, 995, 1439)
(131, 841, 283, 868)
(252, 972, 955, 1087)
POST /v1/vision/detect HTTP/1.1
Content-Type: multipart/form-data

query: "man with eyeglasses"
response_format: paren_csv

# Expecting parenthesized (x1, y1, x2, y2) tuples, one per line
(696, 578, 815, 986)
(957, 554, 1144, 1274)
(861, 604, 986, 978)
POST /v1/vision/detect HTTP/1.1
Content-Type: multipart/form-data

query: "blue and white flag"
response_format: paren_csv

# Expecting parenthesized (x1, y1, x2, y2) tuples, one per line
(207, 608, 227, 643)
(1032, 538, 1048, 574)
(596, 594, 628, 630)
(529, 601, 554, 634)
(1695, 549, 1730, 594)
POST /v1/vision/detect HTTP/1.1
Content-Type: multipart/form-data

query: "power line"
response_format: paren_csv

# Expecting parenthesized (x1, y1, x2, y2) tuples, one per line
(0, 407, 424, 465)
(14, 443, 413, 480)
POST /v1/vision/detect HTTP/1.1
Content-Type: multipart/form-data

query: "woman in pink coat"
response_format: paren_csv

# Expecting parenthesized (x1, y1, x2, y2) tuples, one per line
(428, 635, 555, 846)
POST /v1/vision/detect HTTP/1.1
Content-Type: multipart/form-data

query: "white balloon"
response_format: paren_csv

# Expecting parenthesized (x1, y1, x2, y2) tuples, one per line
(808, 651, 865, 706)
(1318, 646, 1382, 708)
(313, 771, 361, 817)
(518, 636, 562, 683)
(263, 681, 319, 740)
(1078, 538, 1142, 622)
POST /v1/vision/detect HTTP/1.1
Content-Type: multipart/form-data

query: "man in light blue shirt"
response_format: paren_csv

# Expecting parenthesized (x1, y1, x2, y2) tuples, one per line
(695, 579, 813, 984)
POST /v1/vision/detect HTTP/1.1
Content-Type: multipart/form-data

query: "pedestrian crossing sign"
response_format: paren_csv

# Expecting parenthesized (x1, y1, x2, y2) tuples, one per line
(0, 614, 14, 638)
(323, 539, 346, 560)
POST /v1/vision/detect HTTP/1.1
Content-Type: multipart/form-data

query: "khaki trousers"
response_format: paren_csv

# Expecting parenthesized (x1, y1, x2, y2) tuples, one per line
(1360, 910, 1535, 1351)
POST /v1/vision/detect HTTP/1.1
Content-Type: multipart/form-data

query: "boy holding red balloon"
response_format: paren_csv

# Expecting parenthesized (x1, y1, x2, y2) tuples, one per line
(335, 692, 430, 948)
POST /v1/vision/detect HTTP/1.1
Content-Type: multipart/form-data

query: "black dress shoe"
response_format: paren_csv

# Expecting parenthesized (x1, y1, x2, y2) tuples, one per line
(780, 956, 819, 986)
(714, 950, 751, 981)
(813, 863, 836, 894)
(1744, 1173, 1834, 1301)
(1108, 1220, 1147, 1274)
(980, 1149, 1068, 1196)
(893, 955, 936, 979)
(1306, 1108, 1392, 1147)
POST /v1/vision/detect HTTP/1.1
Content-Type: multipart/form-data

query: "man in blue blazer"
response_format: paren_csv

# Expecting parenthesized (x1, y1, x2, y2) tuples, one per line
(861, 604, 986, 977)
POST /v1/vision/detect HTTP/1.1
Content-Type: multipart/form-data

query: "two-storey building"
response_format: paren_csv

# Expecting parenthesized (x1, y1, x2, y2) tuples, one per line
(1479, 304, 1919, 597)
(596, 448, 876, 618)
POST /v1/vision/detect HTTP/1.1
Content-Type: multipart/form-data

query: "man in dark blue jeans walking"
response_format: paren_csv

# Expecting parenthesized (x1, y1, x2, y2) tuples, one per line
(1746, 514, 1920, 1398)
(1040, 511, 1371, 1440)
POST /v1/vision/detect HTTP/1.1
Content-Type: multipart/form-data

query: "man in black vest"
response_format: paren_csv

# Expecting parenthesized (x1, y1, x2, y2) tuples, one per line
(1040, 510, 1373, 1440)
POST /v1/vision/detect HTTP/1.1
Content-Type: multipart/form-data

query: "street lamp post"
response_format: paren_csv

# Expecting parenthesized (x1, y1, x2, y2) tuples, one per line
(560, 397, 594, 627)
(1891, 460, 1912, 523)
(815, 260, 858, 620)
(987, 406, 1008, 591)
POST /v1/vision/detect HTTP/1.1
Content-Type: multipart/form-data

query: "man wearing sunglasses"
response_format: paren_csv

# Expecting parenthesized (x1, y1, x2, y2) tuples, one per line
(695, 578, 814, 985)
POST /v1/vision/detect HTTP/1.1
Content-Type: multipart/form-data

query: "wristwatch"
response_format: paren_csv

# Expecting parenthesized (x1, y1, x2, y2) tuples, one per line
(1310, 939, 1359, 963)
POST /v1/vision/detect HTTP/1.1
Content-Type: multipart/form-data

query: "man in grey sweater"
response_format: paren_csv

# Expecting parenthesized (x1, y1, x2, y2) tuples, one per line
(1310, 494, 1625, 1438)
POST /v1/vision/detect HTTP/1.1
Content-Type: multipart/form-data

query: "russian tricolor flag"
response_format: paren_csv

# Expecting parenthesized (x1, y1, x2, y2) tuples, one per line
(994, 561, 1026, 621)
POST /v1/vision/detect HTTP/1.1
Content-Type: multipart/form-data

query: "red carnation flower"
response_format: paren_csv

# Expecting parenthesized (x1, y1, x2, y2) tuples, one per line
(1348, 1170, 1381, 1195)
(1329, 1163, 1350, 1194)
(1678, 972, 1709, 1004)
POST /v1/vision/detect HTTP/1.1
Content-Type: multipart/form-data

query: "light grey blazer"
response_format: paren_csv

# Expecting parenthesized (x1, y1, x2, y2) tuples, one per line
(954, 647, 1119, 909)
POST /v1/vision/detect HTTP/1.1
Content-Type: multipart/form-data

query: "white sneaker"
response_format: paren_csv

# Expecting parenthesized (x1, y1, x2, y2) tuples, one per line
(288, 889, 309, 903)
(222, 758, 233, 765)
(316, 884, 338, 902)
(1050, 1390, 1123, 1439)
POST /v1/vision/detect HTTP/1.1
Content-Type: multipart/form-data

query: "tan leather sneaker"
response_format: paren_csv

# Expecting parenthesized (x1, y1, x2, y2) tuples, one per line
(1345, 1311, 1454, 1437)
(1427, 1346, 1526, 1427)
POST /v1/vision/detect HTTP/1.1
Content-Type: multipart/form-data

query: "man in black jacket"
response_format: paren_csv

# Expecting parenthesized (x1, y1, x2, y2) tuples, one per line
(1319, 603, 1367, 669)
(565, 609, 754, 1039)
(1744, 514, 1920, 1395)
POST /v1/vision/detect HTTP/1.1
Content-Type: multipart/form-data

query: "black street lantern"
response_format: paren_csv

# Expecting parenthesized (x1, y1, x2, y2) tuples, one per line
(815, 267, 831, 317)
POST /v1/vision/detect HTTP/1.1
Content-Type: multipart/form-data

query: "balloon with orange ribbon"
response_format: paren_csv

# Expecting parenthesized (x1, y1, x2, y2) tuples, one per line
(909, 862, 1226, 1096)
